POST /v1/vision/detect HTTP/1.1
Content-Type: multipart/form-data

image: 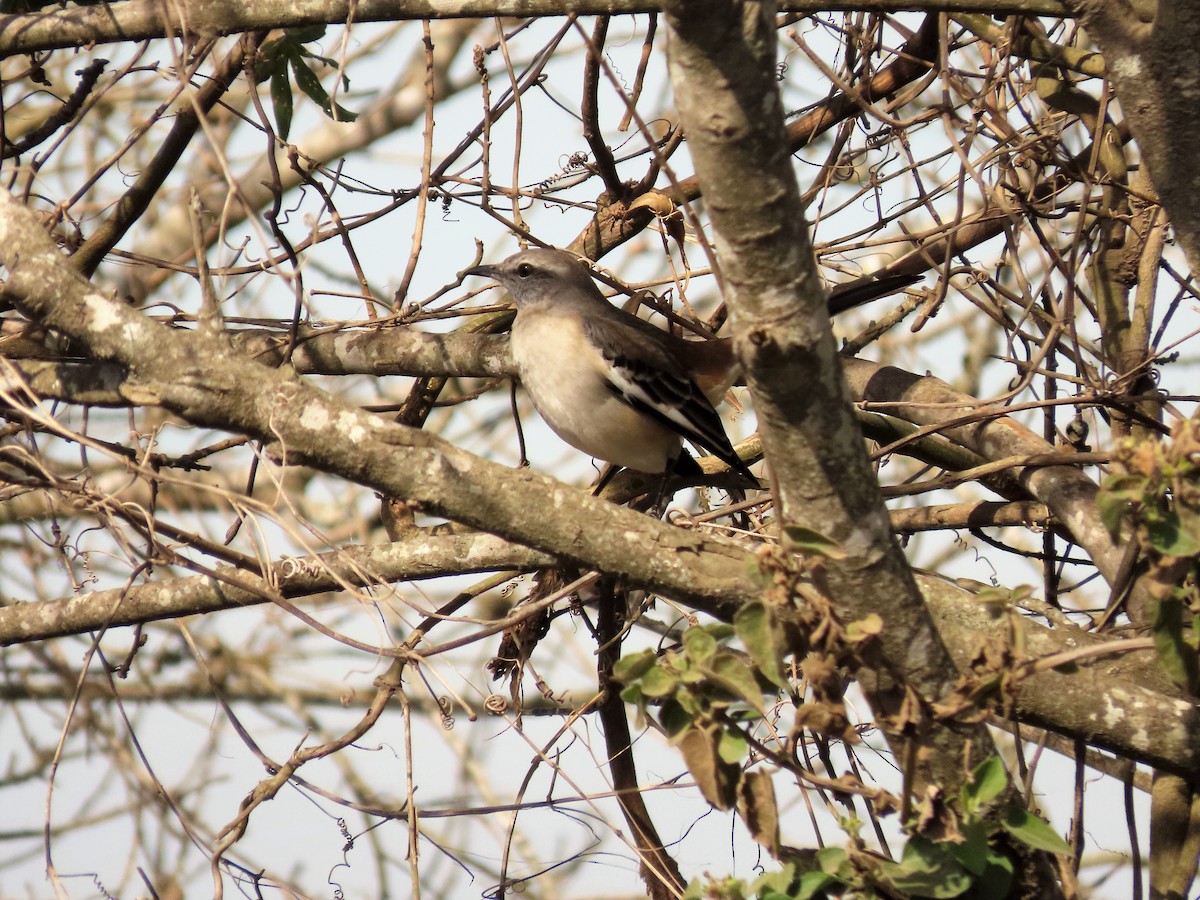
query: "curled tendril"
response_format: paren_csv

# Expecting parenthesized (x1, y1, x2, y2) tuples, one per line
(438, 696, 455, 730)
(530, 151, 590, 195)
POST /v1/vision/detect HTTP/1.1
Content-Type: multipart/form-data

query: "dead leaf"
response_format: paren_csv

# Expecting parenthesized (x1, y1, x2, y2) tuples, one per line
(737, 770, 780, 856)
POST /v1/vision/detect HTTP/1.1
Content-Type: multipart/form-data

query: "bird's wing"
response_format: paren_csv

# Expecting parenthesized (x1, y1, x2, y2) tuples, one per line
(581, 312, 750, 476)
(826, 272, 922, 316)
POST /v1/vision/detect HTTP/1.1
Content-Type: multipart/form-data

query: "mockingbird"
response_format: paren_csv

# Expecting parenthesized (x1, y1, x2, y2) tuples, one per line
(466, 247, 918, 480)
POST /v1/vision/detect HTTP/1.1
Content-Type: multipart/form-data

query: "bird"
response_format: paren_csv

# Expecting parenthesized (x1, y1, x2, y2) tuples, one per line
(465, 247, 919, 481)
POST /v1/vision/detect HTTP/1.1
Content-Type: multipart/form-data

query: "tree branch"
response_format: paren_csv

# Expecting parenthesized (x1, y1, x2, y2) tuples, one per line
(663, 0, 993, 801)
(0, 0, 1075, 57)
(0, 532, 551, 645)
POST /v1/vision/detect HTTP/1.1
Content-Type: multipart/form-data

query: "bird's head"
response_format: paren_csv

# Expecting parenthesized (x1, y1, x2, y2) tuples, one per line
(465, 248, 599, 309)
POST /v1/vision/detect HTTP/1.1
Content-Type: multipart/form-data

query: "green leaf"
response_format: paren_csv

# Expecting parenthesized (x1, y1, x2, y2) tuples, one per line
(1100, 472, 1147, 499)
(256, 38, 289, 83)
(1097, 473, 1145, 537)
(879, 836, 971, 897)
(744, 553, 773, 587)
(328, 101, 358, 123)
(816, 847, 850, 878)
(1096, 491, 1132, 538)
(612, 649, 656, 683)
(782, 525, 847, 559)
(675, 686, 703, 716)
(286, 24, 328, 44)
(973, 853, 1015, 900)
(658, 698, 693, 739)
(269, 67, 293, 140)
(793, 871, 838, 900)
(288, 52, 357, 124)
(1151, 598, 1200, 694)
(1178, 503, 1200, 550)
(706, 652, 766, 712)
(708, 623, 736, 642)
(941, 826, 1016, 896)
(718, 728, 748, 764)
(619, 682, 643, 706)
(1000, 806, 1071, 854)
(289, 51, 330, 103)
(748, 863, 795, 897)
(962, 756, 1008, 815)
(948, 821, 991, 875)
(640, 664, 680, 698)
(683, 626, 718, 664)
(1145, 508, 1200, 556)
(294, 45, 350, 92)
(734, 601, 786, 688)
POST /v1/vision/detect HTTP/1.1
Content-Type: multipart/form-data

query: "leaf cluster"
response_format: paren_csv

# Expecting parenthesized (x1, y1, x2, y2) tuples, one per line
(255, 27, 358, 140)
(1100, 422, 1200, 692)
(680, 757, 1069, 900)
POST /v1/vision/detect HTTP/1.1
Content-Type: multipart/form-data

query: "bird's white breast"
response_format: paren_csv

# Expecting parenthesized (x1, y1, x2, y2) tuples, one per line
(510, 308, 682, 473)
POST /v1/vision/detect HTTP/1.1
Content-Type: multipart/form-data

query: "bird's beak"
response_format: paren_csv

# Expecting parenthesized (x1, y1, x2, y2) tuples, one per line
(464, 263, 500, 280)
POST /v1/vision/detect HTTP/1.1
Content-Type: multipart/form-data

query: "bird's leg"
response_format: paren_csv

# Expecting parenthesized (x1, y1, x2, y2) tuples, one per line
(645, 450, 696, 518)
(592, 462, 621, 496)
(509, 381, 529, 468)
(647, 478, 673, 519)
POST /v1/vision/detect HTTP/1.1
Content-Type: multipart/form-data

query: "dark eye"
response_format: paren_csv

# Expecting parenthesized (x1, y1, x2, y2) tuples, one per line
(516, 263, 534, 277)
